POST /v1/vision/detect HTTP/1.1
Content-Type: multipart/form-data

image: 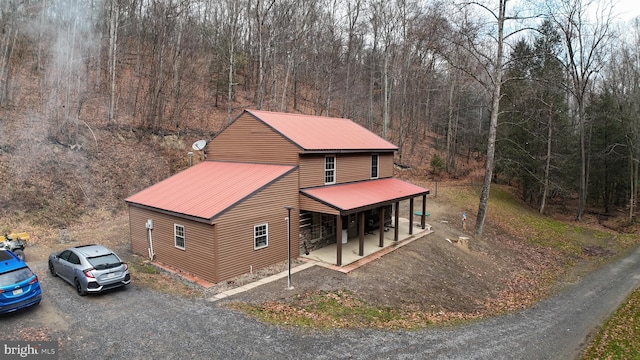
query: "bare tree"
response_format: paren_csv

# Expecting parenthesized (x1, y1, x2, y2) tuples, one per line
(605, 19, 640, 221)
(107, 0, 120, 124)
(341, 0, 364, 119)
(0, 0, 21, 106)
(474, 0, 507, 237)
(370, 0, 398, 139)
(225, 0, 242, 122)
(447, 0, 512, 237)
(546, 0, 614, 221)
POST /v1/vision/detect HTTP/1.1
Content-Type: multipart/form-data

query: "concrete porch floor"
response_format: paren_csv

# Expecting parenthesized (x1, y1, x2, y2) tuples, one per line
(300, 217, 433, 273)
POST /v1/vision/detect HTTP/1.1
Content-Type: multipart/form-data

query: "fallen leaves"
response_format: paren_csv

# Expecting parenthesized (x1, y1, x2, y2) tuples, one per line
(229, 289, 485, 330)
(581, 288, 640, 359)
(3, 327, 51, 341)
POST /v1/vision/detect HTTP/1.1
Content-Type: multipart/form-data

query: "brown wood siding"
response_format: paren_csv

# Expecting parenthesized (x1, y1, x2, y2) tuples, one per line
(299, 194, 339, 215)
(128, 206, 218, 283)
(338, 154, 372, 183)
(299, 152, 395, 188)
(128, 206, 149, 256)
(206, 113, 300, 165)
(379, 153, 394, 178)
(214, 170, 300, 281)
(298, 155, 324, 188)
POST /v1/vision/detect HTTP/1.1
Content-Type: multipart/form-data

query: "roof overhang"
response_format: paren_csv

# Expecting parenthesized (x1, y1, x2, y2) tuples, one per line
(300, 178, 429, 216)
(244, 109, 399, 152)
(125, 161, 297, 224)
(300, 149, 397, 155)
(126, 203, 215, 224)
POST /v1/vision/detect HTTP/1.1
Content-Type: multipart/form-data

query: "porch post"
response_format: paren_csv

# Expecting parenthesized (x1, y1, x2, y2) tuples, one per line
(394, 202, 400, 241)
(358, 212, 364, 256)
(336, 215, 342, 266)
(409, 198, 414, 235)
(421, 194, 427, 229)
(378, 206, 385, 247)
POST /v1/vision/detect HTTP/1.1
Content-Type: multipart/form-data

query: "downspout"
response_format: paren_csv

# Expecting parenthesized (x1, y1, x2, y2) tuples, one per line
(146, 219, 155, 261)
(148, 228, 155, 261)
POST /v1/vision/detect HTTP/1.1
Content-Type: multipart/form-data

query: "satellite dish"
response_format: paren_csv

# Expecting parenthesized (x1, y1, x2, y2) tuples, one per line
(192, 140, 207, 151)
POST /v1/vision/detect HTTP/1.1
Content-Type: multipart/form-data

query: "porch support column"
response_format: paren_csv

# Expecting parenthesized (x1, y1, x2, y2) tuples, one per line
(358, 212, 364, 256)
(394, 202, 400, 241)
(378, 206, 385, 247)
(336, 215, 342, 266)
(421, 194, 427, 229)
(409, 198, 414, 235)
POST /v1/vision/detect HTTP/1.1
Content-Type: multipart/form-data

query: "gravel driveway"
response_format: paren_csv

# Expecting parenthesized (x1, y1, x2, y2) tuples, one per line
(2, 245, 640, 360)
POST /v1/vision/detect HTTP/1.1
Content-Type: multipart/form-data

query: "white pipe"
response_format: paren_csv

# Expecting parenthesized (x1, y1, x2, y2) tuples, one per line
(148, 228, 155, 261)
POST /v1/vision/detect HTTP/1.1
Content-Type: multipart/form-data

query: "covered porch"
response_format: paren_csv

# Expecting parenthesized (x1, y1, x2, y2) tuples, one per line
(300, 217, 433, 269)
(299, 177, 430, 267)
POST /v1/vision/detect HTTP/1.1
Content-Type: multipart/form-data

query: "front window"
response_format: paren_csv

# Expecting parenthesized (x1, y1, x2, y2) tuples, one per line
(254, 224, 268, 249)
(371, 154, 379, 179)
(174, 224, 185, 249)
(325, 156, 336, 184)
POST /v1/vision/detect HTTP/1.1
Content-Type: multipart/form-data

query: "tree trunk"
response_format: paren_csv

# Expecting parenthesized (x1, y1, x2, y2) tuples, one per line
(577, 98, 586, 220)
(382, 53, 389, 139)
(108, 0, 120, 124)
(540, 107, 553, 214)
(446, 71, 456, 173)
(280, 52, 291, 112)
(474, 0, 507, 238)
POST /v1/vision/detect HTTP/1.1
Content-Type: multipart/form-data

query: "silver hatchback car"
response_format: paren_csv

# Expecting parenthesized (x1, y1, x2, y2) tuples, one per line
(48, 244, 131, 296)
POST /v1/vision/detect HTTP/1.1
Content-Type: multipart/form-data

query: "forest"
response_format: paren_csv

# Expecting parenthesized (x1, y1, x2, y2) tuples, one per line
(0, 0, 639, 231)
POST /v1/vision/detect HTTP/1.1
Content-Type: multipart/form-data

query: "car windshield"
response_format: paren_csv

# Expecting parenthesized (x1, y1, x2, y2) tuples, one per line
(0, 267, 34, 287)
(87, 253, 121, 270)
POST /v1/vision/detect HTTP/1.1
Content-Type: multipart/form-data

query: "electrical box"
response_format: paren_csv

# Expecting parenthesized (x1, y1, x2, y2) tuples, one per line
(145, 219, 153, 230)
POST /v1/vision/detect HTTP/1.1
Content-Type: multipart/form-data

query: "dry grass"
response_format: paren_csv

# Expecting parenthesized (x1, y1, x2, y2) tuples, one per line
(127, 255, 204, 298)
(581, 288, 640, 359)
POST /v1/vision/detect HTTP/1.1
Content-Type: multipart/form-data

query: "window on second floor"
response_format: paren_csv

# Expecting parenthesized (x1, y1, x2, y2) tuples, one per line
(325, 156, 336, 184)
(371, 154, 379, 179)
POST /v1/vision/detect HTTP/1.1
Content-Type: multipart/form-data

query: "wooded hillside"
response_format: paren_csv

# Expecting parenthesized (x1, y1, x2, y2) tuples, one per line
(0, 0, 638, 230)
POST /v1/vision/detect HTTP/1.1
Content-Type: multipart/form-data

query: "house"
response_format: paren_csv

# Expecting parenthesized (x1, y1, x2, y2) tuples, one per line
(125, 110, 429, 284)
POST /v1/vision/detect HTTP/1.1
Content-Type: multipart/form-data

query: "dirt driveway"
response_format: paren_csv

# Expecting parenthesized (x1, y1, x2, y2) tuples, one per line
(1, 242, 639, 359)
(2, 193, 636, 359)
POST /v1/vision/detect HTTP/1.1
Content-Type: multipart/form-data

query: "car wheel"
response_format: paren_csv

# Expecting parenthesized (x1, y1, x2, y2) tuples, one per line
(75, 279, 87, 296)
(13, 249, 25, 261)
(48, 261, 57, 277)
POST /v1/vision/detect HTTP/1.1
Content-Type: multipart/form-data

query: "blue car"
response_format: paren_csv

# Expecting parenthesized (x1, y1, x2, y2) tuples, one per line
(0, 250, 42, 313)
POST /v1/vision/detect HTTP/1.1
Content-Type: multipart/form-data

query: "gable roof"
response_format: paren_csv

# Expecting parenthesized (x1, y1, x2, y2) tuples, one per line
(300, 178, 429, 214)
(125, 161, 296, 222)
(244, 109, 398, 153)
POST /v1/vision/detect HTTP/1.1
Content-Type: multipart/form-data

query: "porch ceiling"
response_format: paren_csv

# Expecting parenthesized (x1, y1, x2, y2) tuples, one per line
(300, 178, 429, 215)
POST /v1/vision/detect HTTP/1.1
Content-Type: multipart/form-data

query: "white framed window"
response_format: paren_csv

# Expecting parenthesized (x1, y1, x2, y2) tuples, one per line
(174, 224, 185, 250)
(371, 154, 379, 179)
(324, 156, 336, 184)
(254, 223, 268, 249)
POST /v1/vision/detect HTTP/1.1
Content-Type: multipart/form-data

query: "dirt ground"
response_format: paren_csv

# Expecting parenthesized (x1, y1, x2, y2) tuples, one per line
(213, 195, 564, 316)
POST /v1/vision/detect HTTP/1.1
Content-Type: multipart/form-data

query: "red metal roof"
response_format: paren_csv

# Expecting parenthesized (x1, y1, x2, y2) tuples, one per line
(245, 109, 398, 152)
(125, 162, 296, 221)
(300, 178, 429, 212)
